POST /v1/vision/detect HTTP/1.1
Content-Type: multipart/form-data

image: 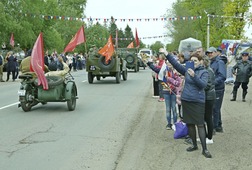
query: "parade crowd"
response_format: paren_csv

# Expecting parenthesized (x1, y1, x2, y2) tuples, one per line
(145, 46, 252, 158)
(1, 45, 252, 159)
(0, 50, 88, 81)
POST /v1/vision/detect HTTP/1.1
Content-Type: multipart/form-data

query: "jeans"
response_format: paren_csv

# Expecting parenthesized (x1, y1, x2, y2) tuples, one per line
(163, 93, 177, 125)
(158, 81, 164, 98)
(213, 89, 224, 129)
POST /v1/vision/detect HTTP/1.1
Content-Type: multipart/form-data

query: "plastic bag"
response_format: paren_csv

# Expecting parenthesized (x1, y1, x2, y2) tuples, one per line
(174, 121, 188, 139)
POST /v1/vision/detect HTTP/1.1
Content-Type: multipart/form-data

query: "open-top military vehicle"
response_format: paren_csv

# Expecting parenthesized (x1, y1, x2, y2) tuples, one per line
(117, 48, 139, 72)
(18, 72, 78, 112)
(86, 50, 128, 84)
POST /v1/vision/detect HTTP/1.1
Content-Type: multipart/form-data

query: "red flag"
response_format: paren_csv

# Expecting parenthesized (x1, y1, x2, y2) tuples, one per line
(98, 35, 115, 64)
(64, 25, 85, 53)
(127, 42, 134, 48)
(30, 33, 48, 90)
(135, 28, 140, 48)
(10, 33, 15, 47)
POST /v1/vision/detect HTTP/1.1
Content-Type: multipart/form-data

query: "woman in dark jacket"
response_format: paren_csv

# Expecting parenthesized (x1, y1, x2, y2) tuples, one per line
(202, 56, 216, 144)
(6, 51, 17, 81)
(160, 48, 212, 158)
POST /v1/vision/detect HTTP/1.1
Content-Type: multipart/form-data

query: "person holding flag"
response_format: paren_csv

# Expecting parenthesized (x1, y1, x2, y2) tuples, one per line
(160, 48, 212, 158)
(145, 55, 182, 130)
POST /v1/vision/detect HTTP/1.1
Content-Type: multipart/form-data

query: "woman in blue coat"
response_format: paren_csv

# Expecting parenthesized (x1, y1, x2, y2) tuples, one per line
(159, 48, 212, 158)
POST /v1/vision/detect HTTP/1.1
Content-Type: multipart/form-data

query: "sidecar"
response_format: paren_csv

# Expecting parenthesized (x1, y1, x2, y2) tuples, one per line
(18, 74, 78, 112)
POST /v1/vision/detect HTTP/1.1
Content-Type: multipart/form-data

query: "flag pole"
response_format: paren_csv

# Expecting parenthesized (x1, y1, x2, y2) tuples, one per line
(82, 25, 87, 53)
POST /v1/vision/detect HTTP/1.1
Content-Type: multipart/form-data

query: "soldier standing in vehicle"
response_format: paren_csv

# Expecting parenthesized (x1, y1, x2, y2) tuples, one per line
(230, 52, 252, 102)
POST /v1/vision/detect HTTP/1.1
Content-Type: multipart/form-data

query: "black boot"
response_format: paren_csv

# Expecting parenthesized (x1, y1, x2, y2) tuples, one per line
(242, 91, 247, 102)
(230, 91, 237, 101)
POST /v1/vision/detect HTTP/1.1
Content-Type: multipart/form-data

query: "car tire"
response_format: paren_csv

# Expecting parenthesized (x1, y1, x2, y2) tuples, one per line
(122, 70, 127, 80)
(88, 72, 94, 83)
(115, 71, 121, 83)
(125, 54, 135, 64)
(98, 56, 115, 70)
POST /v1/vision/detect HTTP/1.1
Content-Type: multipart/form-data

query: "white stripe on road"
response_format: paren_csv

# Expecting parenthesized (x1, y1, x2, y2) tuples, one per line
(0, 102, 19, 110)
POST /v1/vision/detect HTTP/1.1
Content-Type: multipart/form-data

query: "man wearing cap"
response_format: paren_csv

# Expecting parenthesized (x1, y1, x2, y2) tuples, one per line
(230, 52, 252, 102)
(206, 47, 226, 133)
(216, 47, 228, 65)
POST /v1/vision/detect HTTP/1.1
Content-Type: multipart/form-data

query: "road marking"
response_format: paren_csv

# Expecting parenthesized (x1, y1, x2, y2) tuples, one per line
(0, 102, 19, 110)
(82, 80, 87, 83)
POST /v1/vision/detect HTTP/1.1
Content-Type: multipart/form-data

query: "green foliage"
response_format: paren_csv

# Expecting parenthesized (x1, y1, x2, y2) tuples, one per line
(0, 0, 87, 53)
(150, 41, 164, 54)
(165, 0, 250, 51)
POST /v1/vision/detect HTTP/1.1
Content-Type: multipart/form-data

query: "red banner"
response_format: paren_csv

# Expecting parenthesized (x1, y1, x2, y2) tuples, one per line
(127, 42, 134, 48)
(30, 33, 48, 90)
(135, 28, 140, 48)
(10, 33, 14, 47)
(98, 35, 115, 63)
(64, 25, 85, 53)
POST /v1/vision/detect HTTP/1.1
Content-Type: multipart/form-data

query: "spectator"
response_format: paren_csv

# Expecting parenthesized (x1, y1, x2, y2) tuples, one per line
(216, 47, 228, 65)
(5, 51, 17, 82)
(147, 60, 181, 130)
(160, 48, 212, 158)
(44, 51, 49, 67)
(201, 55, 216, 144)
(0, 52, 5, 82)
(230, 52, 252, 102)
(206, 47, 226, 134)
(151, 55, 159, 98)
(48, 57, 57, 71)
(156, 53, 166, 102)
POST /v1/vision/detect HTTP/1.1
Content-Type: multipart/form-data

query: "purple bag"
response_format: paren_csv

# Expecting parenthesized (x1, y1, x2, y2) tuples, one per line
(174, 121, 188, 139)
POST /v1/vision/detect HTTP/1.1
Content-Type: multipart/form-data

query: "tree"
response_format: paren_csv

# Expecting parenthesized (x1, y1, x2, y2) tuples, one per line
(150, 41, 164, 54)
(164, 0, 250, 50)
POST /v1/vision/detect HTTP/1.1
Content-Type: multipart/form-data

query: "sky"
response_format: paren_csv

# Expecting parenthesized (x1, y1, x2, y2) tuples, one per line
(84, 0, 252, 46)
(84, 0, 177, 46)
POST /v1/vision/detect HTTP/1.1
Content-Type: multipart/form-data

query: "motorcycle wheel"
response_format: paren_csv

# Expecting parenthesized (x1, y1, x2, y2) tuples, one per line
(67, 84, 77, 111)
(20, 101, 32, 112)
(19, 87, 39, 112)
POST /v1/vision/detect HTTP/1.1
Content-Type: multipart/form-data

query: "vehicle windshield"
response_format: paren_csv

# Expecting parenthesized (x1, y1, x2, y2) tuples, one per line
(140, 50, 151, 55)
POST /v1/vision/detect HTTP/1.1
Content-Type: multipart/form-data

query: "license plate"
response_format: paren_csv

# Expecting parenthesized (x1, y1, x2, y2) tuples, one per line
(90, 65, 96, 71)
(18, 90, 26, 96)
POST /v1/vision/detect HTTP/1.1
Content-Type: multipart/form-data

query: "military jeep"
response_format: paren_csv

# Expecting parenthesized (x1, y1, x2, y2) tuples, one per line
(86, 51, 128, 84)
(117, 48, 139, 72)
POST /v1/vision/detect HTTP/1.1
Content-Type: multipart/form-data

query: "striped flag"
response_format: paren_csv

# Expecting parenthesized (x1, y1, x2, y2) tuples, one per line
(158, 61, 167, 80)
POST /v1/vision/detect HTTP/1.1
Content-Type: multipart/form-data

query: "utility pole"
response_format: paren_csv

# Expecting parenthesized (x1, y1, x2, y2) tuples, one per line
(207, 14, 210, 49)
(204, 10, 210, 49)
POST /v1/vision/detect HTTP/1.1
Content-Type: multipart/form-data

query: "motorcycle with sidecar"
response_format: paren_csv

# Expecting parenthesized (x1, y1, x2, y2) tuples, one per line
(18, 72, 78, 112)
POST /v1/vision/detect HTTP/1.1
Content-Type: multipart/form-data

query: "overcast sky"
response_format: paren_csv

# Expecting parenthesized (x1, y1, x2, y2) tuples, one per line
(84, 0, 177, 45)
(85, 0, 252, 46)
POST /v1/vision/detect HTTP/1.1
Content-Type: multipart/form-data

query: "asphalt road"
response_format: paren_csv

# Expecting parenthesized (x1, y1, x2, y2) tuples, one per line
(1, 69, 252, 170)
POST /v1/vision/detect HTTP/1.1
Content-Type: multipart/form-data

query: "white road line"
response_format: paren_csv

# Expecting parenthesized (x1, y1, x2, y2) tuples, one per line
(82, 80, 87, 82)
(0, 102, 19, 110)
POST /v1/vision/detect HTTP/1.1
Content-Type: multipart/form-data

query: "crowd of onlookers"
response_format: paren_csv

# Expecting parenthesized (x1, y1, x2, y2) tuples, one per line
(145, 46, 252, 158)
(0, 50, 88, 82)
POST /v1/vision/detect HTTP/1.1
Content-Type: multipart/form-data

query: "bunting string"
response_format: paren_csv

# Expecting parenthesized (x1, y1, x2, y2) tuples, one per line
(19, 13, 202, 22)
(209, 14, 244, 19)
(19, 12, 252, 22)
(91, 35, 169, 41)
